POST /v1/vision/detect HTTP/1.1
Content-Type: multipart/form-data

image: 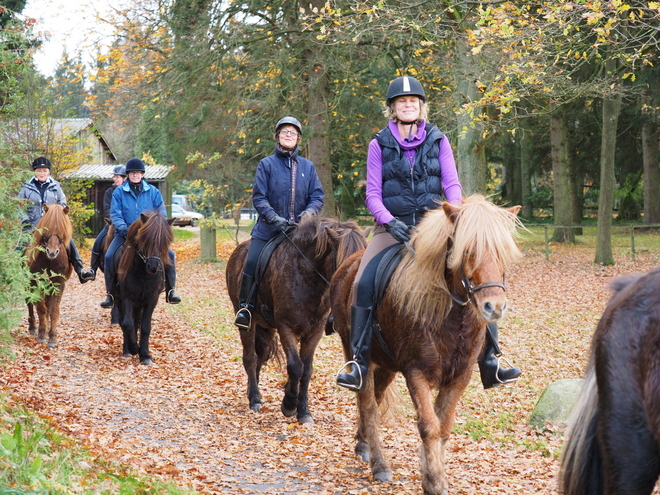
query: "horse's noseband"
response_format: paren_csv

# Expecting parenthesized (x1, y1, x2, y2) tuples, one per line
(42, 234, 64, 247)
(133, 246, 164, 273)
(450, 265, 506, 307)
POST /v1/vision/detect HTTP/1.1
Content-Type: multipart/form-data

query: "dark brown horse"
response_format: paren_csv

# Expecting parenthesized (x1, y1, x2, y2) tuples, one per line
(559, 268, 660, 495)
(329, 195, 523, 494)
(26, 204, 74, 348)
(226, 216, 367, 423)
(112, 212, 175, 365)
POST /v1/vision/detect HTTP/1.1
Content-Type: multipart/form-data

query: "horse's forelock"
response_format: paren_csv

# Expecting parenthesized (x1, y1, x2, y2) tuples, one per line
(35, 204, 73, 247)
(134, 212, 173, 262)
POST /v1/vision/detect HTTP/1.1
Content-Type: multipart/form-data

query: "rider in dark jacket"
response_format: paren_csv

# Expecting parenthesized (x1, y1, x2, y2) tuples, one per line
(17, 157, 94, 284)
(100, 158, 181, 308)
(233, 116, 325, 331)
(87, 165, 126, 279)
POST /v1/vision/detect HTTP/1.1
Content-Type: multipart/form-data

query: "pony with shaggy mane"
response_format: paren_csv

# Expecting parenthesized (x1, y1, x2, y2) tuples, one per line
(329, 195, 523, 495)
(26, 204, 74, 347)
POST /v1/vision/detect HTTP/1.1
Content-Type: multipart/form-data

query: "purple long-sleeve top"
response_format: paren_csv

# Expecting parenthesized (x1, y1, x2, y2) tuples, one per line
(365, 120, 463, 225)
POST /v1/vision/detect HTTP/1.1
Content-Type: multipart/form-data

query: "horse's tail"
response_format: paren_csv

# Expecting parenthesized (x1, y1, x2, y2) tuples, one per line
(255, 325, 282, 367)
(558, 361, 604, 495)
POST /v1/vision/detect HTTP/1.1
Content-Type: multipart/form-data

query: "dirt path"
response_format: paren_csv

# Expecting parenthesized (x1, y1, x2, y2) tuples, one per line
(3, 239, 659, 494)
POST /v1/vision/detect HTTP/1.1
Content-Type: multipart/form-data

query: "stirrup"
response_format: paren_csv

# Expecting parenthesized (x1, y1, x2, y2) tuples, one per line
(494, 355, 519, 384)
(234, 307, 252, 331)
(100, 294, 114, 309)
(166, 289, 181, 304)
(335, 360, 364, 392)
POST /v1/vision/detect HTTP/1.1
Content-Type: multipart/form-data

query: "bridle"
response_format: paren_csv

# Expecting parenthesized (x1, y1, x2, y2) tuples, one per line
(41, 234, 65, 247)
(447, 264, 506, 307)
(129, 244, 164, 273)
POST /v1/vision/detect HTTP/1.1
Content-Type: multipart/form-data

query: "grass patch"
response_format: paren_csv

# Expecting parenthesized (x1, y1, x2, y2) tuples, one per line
(0, 394, 196, 495)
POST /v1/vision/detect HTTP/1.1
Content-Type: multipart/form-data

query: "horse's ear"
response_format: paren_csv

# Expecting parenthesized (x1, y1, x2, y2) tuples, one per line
(441, 202, 460, 223)
(43, 204, 50, 213)
(105, 217, 112, 226)
(325, 226, 340, 241)
(167, 217, 176, 226)
(63, 205, 70, 215)
(507, 205, 522, 216)
(140, 212, 148, 223)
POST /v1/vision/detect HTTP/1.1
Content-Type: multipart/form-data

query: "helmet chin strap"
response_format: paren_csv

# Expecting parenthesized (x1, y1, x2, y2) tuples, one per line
(399, 119, 419, 141)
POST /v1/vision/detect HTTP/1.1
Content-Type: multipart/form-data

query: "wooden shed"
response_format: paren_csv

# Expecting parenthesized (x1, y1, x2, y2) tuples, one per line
(69, 164, 172, 235)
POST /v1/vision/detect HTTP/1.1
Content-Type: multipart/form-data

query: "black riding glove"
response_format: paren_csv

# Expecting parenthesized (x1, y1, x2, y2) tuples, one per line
(270, 215, 293, 232)
(298, 209, 315, 221)
(384, 218, 411, 243)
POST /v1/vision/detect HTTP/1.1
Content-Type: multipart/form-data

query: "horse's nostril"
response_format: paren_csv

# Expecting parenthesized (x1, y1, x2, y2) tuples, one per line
(483, 302, 493, 314)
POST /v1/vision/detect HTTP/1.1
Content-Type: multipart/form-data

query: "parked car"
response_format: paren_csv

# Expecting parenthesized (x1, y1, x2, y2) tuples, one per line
(170, 204, 204, 227)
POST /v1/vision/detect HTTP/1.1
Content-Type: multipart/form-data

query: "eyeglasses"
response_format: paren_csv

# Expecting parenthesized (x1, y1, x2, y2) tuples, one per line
(280, 130, 299, 137)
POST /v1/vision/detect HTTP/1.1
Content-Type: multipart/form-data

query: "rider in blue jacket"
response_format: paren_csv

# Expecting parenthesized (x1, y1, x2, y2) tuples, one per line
(234, 116, 324, 331)
(100, 158, 181, 308)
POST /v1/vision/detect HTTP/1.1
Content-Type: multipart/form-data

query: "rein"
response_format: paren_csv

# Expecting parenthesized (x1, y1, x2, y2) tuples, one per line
(282, 229, 330, 285)
(447, 265, 506, 307)
(129, 244, 164, 272)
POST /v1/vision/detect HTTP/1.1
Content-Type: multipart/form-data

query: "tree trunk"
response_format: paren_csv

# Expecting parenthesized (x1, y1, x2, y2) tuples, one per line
(594, 91, 621, 265)
(550, 114, 574, 242)
(455, 35, 488, 195)
(642, 120, 660, 224)
(519, 126, 533, 219)
(301, 1, 334, 217)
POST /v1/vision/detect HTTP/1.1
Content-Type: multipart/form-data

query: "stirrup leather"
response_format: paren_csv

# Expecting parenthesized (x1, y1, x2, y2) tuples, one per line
(335, 360, 364, 391)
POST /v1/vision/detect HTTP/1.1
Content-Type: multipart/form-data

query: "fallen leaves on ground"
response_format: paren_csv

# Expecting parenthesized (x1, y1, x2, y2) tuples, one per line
(2, 233, 659, 494)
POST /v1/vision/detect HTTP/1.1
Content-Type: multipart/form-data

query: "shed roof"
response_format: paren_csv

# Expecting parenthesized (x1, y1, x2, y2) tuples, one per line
(67, 164, 171, 180)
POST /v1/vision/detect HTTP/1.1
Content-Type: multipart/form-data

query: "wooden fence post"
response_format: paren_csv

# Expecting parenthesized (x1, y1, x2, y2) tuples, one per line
(200, 225, 217, 261)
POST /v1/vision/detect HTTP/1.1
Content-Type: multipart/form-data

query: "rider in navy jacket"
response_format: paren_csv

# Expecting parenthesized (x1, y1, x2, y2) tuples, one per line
(233, 116, 324, 331)
(100, 158, 181, 309)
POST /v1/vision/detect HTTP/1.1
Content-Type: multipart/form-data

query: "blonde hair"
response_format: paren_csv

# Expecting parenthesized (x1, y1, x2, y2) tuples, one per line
(383, 98, 429, 122)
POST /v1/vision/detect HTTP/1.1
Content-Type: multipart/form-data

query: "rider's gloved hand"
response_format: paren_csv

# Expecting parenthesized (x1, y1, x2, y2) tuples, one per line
(270, 215, 294, 232)
(384, 218, 411, 243)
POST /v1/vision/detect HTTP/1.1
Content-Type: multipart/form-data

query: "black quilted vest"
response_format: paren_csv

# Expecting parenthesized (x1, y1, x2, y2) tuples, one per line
(376, 123, 445, 226)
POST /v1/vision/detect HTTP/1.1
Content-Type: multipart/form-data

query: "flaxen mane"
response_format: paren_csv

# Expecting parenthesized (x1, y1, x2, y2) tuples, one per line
(390, 195, 523, 323)
(117, 212, 173, 280)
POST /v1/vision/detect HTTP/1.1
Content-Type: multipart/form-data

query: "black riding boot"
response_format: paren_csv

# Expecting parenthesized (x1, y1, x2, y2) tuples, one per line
(100, 270, 115, 309)
(234, 273, 255, 331)
(478, 323, 521, 389)
(336, 306, 373, 393)
(165, 264, 181, 304)
(89, 250, 101, 278)
(67, 240, 94, 283)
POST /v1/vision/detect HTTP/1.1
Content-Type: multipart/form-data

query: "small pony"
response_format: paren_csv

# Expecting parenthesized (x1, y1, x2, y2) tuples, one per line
(226, 216, 367, 423)
(111, 211, 175, 365)
(26, 204, 74, 348)
(559, 267, 660, 495)
(329, 195, 523, 495)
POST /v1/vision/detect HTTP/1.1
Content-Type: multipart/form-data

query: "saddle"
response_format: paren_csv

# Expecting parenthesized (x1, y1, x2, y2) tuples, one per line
(250, 233, 287, 327)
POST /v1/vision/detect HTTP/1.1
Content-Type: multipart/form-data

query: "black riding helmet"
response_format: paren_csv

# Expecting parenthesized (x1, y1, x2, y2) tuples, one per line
(31, 156, 51, 170)
(386, 76, 426, 107)
(125, 158, 146, 173)
(113, 165, 127, 177)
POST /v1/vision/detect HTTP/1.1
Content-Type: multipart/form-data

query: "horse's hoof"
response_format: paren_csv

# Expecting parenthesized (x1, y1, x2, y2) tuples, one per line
(122, 353, 132, 358)
(47, 341, 57, 348)
(250, 402, 262, 412)
(28, 328, 37, 335)
(141, 358, 153, 365)
(356, 445, 369, 463)
(37, 337, 46, 344)
(281, 404, 296, 418)
(298, 414, 314, 424)
(373, 470, 393, 483)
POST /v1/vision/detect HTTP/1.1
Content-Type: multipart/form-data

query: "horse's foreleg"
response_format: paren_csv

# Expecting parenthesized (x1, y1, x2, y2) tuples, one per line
(406, 369, 448, 495)
(35, 300, 48, 344)
(357, 372, 392, 482)
(119, 300, 138, 357)
(138, 304, 156, 365)
(240, 329, 262, 411)
(294, 326, 324, 424)
(46, 294, 62, 348)
(278, 330, 303, 420)
(27, 302, 37, 335)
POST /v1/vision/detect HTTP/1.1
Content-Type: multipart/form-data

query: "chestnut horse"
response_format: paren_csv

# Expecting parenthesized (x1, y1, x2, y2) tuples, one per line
(559, 268, 660, 495)
(226, 216, 367, 423)
(329, 195, 522, 495)
(26, 204, 74, 348)
(111, 212, 175, 365)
